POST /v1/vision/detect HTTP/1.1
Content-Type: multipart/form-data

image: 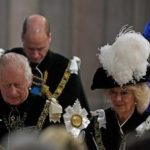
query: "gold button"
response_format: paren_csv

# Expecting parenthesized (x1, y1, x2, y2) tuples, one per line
(71, 114, 82, 128)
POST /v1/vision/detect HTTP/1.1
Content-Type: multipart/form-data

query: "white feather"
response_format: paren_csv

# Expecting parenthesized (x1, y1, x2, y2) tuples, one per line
(0, 48, 4, 57)
(98, 30, 150, 86)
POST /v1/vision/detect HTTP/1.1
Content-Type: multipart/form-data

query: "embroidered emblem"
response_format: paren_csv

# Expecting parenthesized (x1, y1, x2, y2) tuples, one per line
(3, 107, 27, 132)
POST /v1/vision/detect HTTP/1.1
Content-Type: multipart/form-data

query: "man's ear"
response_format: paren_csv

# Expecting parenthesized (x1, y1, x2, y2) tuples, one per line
(48, 32, 52, 44)
(28, 76, 33, 88)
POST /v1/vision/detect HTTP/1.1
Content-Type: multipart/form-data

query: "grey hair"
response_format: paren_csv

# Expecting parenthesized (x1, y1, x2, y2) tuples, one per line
(0, 53, 32, 85)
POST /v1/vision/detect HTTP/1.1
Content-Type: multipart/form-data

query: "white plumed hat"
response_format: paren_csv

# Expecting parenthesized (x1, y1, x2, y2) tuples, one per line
(91, 26, 150, 89)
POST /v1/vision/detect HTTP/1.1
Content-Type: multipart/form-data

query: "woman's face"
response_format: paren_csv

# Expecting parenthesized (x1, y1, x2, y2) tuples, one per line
(109, 86, 136, 117)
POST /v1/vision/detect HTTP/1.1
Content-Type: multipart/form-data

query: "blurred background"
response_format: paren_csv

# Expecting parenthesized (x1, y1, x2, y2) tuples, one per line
(0, 0, 150, 110)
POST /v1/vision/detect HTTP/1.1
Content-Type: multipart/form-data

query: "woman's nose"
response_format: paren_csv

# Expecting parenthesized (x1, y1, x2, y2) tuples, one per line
(115, 94, 122, 101)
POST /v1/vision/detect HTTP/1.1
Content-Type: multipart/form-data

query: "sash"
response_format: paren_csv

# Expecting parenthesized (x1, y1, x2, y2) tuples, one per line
(36, 64, 71, 129)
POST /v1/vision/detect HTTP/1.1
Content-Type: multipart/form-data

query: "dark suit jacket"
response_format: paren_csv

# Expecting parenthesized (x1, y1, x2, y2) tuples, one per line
(0, 93, 50, 141)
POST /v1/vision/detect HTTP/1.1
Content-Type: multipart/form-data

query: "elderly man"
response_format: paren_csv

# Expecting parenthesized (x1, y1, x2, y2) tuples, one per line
(0, 53, 51, 142)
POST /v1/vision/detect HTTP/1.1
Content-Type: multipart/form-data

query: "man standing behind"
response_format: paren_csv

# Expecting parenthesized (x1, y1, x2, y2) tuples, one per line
(7, 14, 90, 114)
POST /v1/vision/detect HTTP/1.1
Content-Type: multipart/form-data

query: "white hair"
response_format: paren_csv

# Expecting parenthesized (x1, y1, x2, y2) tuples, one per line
(0, 53, 32, 85)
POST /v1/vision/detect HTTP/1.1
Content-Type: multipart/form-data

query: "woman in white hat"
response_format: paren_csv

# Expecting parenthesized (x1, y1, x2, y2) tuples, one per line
(90, 27, 150, 150)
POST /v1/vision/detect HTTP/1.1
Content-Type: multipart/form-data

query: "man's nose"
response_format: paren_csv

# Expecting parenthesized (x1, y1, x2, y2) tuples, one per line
(9, 85, 18, 95)
(32, 50, 40, 57)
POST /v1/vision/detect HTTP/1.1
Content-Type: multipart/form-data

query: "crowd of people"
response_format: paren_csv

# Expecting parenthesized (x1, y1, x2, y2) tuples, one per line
(0, 14, 149, 150)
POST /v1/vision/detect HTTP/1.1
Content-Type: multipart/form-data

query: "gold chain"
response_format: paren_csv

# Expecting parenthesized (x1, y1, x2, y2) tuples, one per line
(94, 117, 106, 150)
(36, 65, 71, 129)
(36, 100, 50, 129)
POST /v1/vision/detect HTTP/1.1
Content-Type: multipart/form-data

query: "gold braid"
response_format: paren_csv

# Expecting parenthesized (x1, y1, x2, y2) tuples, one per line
(94, 117, 106, 150)
(36, 65, 71, 129)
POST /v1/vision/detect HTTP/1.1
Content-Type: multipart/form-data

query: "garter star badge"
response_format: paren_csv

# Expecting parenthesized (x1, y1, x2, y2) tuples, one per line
(63, 99, 90, 138)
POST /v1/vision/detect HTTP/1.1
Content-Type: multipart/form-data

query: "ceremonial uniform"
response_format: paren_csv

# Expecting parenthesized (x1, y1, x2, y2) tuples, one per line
(90, 108, 149, 150)
(0, 93, 51, 142)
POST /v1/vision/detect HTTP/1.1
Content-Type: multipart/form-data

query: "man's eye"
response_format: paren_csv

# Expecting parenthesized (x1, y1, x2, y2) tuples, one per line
(14, 84, 22, 88)
(37, 48, 43, 51)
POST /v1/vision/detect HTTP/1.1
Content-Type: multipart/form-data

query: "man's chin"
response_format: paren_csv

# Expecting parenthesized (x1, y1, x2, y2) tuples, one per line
(6, 100, 21, 106)
(30, 58, 41, 63)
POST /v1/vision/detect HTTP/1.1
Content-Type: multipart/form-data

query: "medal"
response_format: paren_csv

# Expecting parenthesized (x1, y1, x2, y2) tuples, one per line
(49, 98, 62, 123)
(63, 99, 90, 138)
